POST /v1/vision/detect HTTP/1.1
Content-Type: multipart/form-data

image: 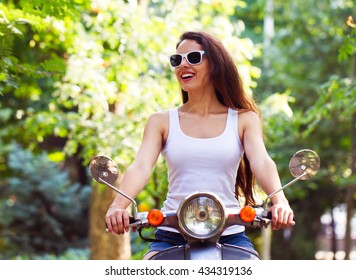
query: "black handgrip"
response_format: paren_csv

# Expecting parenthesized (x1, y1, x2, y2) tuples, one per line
(266, 211, 272, 219)
(129, 216, 136, 224)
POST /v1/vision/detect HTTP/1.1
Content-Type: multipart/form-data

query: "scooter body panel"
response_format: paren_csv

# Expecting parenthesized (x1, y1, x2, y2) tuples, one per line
(222, 244, 260, 260)
(149, 246, 186, 260)
(149, 243, 260, 260)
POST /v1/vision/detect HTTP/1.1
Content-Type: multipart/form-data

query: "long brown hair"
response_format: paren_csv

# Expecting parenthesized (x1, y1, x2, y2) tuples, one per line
(176, 31, 260, 205)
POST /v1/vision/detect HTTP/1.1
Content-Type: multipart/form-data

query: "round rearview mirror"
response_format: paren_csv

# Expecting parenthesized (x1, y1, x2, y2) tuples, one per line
(289, 149, 320, 180)
(89, 155, 119, 185)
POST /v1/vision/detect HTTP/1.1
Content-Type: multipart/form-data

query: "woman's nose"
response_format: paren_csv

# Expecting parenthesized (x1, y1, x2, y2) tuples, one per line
(179, 57, 189, 67)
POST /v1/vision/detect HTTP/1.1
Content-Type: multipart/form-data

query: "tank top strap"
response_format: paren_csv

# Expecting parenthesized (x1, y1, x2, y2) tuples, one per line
(227, 108, 238, 136)
(168, 107, 180, 136)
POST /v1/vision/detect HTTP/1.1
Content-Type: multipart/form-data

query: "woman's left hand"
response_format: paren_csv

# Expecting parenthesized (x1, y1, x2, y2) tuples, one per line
(269, 202, 295, 230)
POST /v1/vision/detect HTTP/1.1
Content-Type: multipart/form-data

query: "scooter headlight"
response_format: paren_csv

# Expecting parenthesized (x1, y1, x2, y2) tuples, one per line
(177, 192, 225, 240)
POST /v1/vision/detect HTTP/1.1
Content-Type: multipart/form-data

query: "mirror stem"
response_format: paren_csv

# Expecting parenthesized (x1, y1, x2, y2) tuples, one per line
(99, 177, 138, 216)
(263, 172, 306, 208)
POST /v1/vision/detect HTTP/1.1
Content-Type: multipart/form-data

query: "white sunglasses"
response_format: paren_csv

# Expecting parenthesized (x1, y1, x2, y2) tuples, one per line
(169, 50, 205, 68)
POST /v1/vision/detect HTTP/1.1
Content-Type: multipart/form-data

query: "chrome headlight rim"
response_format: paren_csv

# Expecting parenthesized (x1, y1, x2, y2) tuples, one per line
(177, 192, 226, 240)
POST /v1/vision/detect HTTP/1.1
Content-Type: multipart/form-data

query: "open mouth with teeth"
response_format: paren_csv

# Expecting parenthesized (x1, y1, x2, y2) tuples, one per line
(181, 73, 195, 80)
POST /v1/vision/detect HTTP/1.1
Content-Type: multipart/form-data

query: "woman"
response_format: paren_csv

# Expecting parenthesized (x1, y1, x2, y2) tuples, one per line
(105, 31, 295, 259)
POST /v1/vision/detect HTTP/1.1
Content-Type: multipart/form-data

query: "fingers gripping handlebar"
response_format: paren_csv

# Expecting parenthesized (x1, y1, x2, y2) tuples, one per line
(105, 216, 137, 233)
(264, 211, 295, 221)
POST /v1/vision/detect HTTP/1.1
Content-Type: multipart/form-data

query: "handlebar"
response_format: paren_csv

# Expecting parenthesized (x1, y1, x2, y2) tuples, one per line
(106, 208, 294, 233)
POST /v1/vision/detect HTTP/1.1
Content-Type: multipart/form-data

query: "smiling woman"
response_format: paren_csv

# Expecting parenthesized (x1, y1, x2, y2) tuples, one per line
(104, 31, 295, 260)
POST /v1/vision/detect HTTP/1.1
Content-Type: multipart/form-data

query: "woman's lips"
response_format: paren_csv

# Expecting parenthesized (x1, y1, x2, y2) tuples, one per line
(181, 72, 195, 82)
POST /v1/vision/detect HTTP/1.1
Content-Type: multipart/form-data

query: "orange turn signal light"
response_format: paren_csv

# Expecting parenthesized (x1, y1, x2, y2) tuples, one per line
(240, 206, 256, 223)
(147, 209, 164, 226)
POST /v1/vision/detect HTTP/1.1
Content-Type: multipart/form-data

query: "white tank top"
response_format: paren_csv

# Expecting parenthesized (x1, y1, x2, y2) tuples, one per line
(160, 107, 245, 235)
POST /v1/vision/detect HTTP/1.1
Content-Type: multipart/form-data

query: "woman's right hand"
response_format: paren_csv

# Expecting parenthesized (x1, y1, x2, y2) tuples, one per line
(105, 206, 131, 234)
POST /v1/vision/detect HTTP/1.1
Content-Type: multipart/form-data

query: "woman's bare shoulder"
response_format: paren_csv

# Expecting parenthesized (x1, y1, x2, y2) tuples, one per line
(147, 110, 169, 123)
(145, 110, 170, 143)
(238, 110, 261, 126)
(145, 110, 170, 134)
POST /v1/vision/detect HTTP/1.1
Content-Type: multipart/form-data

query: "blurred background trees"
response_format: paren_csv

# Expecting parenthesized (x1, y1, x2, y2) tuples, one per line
(0, 0, 355, 260)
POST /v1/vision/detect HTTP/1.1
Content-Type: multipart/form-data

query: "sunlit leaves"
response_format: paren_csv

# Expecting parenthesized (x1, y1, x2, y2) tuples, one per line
(261, 92, 294, 118)
(304, 76, 356, 136)
(338, 16, 356, 62)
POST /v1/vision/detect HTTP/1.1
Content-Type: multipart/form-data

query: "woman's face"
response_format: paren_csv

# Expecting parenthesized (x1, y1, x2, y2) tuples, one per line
(174, 39, 210, 93)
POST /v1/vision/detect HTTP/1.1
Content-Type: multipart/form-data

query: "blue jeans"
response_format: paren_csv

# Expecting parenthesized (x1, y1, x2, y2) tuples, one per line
(147, 229, 257, 254)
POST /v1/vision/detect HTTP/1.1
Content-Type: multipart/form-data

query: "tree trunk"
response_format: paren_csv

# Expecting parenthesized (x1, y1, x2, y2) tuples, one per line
(89, 183, 131, 260)
(344, 51, 356, 260)
(261, 0, 274, 260)
(344, 112, 356, 260)
(263, 0, 274, 69)
(262, 226, 272, 260)
(331, 208, 337, 260)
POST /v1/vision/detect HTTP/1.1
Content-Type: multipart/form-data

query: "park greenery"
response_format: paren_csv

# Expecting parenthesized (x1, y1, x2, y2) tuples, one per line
(0, 0, 355, 260)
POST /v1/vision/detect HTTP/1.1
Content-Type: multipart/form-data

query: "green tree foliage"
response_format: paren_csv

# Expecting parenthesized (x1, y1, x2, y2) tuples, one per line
(302, 15, 356, 260)
(1, 0, 354, 260)
(254, 1, 356, 259)
(0, 0, 93, 259)
(0, 144, 90, 259)
(0, 0, 89, 158)
(338, 16, 356, 62)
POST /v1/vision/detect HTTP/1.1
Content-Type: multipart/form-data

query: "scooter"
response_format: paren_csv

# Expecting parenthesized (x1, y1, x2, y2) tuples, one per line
(89, 149, 320, 260)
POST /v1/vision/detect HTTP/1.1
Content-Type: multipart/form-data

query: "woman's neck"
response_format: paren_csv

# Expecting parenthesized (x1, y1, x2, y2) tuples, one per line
(181, 93, 227, 116)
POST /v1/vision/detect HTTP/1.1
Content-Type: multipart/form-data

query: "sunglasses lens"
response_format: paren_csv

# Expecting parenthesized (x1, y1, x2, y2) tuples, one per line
(170, 54, 182, 67)
(187, 51, 202, 64)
